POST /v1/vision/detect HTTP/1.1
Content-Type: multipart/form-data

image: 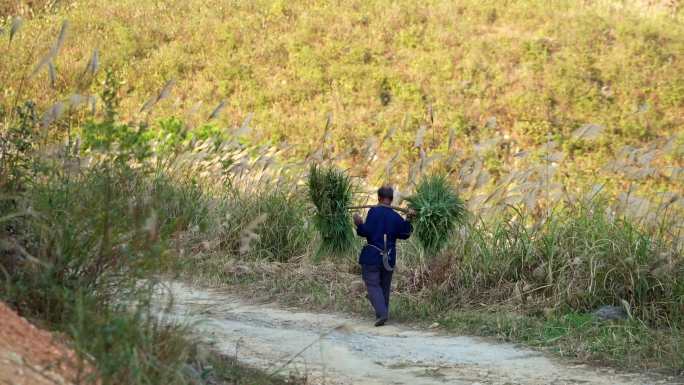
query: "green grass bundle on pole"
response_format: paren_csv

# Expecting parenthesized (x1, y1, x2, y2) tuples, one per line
(307, 164, 355, 256)
(406, 175, 466, 255)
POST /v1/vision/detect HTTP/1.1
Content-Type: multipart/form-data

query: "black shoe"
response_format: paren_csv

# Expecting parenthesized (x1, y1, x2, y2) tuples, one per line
(374, 317, 388, 327)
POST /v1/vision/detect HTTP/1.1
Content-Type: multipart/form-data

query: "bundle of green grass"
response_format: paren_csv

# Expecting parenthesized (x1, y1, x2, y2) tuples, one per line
(406, 175, 466, 255)
(308, 165, 465, 256)
(307, 164, 355, 256)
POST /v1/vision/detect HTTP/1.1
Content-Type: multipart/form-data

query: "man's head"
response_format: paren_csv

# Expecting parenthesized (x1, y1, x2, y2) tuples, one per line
(377, 185, 394, 205)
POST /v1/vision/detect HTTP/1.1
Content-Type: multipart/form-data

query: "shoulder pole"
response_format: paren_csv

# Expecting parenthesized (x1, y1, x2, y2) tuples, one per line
(346, 204, 409, 213)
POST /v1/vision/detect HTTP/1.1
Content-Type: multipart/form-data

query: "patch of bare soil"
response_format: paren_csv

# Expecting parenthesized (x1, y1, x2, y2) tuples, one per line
(0, 302, 95, 385)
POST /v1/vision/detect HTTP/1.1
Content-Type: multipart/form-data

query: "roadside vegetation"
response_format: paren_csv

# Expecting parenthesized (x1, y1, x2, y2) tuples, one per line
(1, 0, 683, 382)
(1, 56, 303, 385)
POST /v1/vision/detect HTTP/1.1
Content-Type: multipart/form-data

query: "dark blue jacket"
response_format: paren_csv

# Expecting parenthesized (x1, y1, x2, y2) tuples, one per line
(356, 206, 412, 267)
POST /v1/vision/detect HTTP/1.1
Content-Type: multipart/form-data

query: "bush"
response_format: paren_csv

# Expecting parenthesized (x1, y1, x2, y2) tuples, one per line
(0, 160, 198, 384)
(223, 188, 313, 262)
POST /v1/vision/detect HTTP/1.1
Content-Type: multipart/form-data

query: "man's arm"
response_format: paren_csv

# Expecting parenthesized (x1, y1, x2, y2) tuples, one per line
(396, 215, 413, 240)
(354, 212, 368, 237)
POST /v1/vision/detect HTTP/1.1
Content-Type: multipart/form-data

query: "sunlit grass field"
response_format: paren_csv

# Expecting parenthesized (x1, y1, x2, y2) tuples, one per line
(3, 0, 683, 192)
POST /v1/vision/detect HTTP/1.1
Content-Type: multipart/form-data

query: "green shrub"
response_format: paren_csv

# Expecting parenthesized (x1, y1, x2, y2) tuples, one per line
(222, 188, 313, 262)
(151, 175, 212, 237)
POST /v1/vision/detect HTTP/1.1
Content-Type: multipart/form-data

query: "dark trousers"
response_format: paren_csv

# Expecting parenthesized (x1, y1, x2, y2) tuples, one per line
(361, 264, 393, 319)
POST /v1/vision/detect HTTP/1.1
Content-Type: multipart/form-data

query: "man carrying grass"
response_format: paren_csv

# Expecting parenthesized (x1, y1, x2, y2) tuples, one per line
(353, 186, 413, 326)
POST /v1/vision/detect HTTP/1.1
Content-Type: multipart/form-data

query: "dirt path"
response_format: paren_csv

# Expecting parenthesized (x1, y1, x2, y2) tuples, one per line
(153, 281, 674, 385)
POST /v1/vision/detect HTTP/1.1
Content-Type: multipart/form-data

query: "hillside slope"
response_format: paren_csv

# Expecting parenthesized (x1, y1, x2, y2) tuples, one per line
(2, 0, 683, 202)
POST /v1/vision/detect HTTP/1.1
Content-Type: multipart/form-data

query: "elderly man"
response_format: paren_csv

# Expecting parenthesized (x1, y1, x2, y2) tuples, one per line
(353, 186, 413, 326)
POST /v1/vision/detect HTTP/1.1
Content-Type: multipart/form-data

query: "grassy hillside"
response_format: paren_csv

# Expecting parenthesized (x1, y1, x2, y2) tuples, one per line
(2, 1, 683, 195)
